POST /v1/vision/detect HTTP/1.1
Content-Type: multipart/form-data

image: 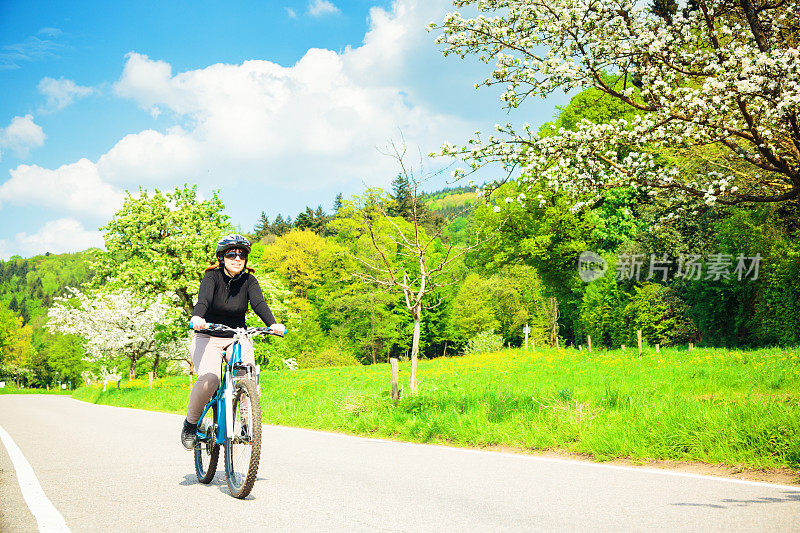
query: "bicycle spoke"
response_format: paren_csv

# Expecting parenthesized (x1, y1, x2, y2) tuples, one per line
(224, 379, 261, 498)
(194, 403, 219, 484)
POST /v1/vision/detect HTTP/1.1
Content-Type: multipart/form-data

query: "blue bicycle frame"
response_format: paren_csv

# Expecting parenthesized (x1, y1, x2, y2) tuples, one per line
(196, 341, 249, 445)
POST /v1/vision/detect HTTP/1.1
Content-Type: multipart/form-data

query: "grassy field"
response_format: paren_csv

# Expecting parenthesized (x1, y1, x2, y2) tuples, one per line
(71, 346, 800, 471)
(0, 385, 72, 395)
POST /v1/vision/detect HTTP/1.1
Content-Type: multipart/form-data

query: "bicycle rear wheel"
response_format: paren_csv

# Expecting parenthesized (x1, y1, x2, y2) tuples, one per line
(194, 403, 219, 484)
(224, 379, 261, 498)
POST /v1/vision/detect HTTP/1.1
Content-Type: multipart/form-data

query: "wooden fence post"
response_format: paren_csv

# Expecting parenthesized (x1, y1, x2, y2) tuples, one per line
(621, 345, 626, 351)
(579, 344, 583, 351)
(588, 335, 592, 352)
(524, 324, 530, 350)
(532, 339, 535, 353)
(148, 372, 153, 389)
(390, 358, 400, 402)
(637, 330, 643, 357)
(655, 343, 660, 353)
(689, 343, 694, 351)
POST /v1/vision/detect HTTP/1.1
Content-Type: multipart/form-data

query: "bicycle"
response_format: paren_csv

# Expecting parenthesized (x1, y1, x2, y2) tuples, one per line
(188, 322, 283, 498)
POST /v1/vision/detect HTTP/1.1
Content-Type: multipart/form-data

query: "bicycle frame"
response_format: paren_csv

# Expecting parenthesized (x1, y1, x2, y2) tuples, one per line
(190, 323, 280, 446)
(195, 340, 254, 445)
(197, 350, 236, 444)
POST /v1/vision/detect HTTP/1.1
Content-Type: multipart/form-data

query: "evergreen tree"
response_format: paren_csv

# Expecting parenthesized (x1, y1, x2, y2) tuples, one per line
(333, 193, 343, 215)
(253, 211, 271, 237)
(313, 205, 330, 235)
(272, 214, 291, 236)
(388, 174, 413, 221)
(294, 207, 314, 231)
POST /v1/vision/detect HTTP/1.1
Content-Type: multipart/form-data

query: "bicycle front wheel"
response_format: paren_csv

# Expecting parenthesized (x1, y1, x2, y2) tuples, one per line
(224, 379, 261, 498)
(194, 403, 219, 484)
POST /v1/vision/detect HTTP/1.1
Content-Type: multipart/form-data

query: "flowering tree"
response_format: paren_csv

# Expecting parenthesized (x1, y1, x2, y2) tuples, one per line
(95, 185, 230, 317)
(47, 288, 178, 380)
(430, 0, 800, 207)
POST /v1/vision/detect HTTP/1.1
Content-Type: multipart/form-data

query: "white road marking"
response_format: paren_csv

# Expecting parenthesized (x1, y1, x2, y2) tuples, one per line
(0, 424, 71, 532)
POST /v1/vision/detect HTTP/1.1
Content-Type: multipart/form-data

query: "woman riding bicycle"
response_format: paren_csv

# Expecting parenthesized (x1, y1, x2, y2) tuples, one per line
(181, 233, 285, 449)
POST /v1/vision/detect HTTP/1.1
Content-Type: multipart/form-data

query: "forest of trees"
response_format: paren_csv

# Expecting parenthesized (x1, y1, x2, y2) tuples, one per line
(2, 0, 799, 387)
(1, 168, 798, 388)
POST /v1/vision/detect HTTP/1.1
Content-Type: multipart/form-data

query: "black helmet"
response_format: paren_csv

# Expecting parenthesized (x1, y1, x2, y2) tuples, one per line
(216, 234, 251, 258)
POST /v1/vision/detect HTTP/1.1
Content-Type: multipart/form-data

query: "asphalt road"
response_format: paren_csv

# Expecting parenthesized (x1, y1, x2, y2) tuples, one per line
(1, 395, 799, 532)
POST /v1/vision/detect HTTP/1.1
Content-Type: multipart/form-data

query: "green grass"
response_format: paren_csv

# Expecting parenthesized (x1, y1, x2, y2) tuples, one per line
(71, 346, 800, 471)
(0, 385, 72, 395)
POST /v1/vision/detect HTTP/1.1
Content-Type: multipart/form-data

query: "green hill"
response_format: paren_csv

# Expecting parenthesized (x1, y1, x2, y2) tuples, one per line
(422, 186, 477, 219)
(0, 251, 95, 326)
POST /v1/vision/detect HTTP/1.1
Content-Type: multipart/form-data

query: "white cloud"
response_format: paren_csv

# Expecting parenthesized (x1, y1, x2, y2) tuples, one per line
(286, 7, 297, 18)
(0, 158, 125, 217)
(0, 34, 62, 70)
(0, 218, 103, 259)
(38, 77, 95, 112)
(0, 115, 46, 160)
(2, 0, 533, 236)
(308, 0, 339, 17)
(97, 128, 202, 183)
(107, 26, 472, 186)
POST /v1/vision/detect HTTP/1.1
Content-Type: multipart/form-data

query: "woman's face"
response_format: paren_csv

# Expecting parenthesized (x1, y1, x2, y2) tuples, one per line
(222, 248, 247, 275)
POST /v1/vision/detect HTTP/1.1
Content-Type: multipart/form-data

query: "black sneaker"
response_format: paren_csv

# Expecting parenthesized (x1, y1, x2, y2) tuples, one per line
(181, 419, 198, 450)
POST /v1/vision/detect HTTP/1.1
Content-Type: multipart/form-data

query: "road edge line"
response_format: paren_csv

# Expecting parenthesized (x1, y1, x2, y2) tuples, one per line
(0, 424, 71, 532)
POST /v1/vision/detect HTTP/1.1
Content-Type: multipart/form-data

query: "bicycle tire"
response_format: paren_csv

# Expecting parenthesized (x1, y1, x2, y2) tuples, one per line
(194, 403, 220, 484)
(224, 379, 261, 498)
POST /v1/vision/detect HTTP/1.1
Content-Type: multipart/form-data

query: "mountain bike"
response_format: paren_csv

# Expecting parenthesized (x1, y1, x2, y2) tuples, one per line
(189, 322, 283, 498)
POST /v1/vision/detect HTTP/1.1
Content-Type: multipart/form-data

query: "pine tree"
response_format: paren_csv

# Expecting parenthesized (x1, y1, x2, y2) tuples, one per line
(253, 211, 271, 237)
(313, 205, 330, 235)
(333, 193, 343, 215)
(388, 173, 413, 221)
(295, 208, 313, 231)
(272, 214, 291, 236)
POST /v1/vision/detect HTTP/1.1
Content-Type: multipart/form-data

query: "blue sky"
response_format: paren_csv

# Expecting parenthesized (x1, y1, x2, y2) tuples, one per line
(0, 0, 568, 259)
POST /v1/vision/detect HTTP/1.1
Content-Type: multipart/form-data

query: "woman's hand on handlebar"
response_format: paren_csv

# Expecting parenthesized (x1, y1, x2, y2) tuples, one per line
(191, 316, 208, 331)
(270, 323, 286, 336)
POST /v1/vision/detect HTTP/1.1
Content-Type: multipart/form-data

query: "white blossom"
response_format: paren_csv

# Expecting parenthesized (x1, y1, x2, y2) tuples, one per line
(430, 0, 800, 206)
(47, 287, 179, 379)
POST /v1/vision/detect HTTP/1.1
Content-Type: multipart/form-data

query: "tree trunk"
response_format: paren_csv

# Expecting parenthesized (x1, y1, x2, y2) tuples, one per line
(152, 352, 161, 378)
(129, 357, 136, 381)
(370, 291, 376, 365)
(549, 297, 560, 347)
(176, 287, 194, 319)
(410, 305, 421, 395)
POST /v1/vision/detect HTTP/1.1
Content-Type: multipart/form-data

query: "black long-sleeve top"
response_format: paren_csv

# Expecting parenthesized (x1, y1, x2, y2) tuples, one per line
(192, 268, 277, 338)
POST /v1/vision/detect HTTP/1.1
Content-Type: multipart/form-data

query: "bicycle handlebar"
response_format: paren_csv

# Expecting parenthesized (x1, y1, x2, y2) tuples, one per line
(188, 321, 285, 338)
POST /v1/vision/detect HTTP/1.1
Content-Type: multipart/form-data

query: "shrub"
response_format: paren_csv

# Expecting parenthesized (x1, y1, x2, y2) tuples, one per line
(462, 330, 504, 356)
(623, 283, 699, 346)
(296, 345, 360, 368)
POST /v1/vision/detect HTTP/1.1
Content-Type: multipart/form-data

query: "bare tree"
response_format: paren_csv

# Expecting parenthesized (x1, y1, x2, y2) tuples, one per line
(349, 142, 496, 394)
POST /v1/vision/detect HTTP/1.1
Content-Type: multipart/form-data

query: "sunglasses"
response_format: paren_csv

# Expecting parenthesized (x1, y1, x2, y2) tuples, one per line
(223, 250, 248, 259)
